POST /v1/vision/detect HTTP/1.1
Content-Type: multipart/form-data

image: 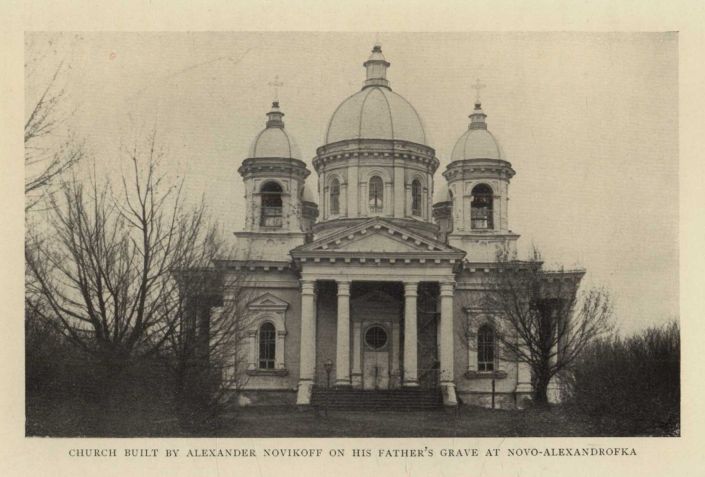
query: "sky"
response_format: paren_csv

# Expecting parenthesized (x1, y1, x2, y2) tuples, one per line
(25, 32, 679, 334)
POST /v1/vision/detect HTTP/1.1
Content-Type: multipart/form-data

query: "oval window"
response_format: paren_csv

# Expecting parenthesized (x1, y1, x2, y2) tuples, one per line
(365, 326, 388, 350)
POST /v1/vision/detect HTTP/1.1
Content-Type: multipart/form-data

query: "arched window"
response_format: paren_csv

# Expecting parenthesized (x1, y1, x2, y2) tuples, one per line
(411, 179, 422, 216)
(477, 324, 496, 372)
(258, 322, 276, 369)
(330, 178, 340, 215)
(369, 176, 384, 214)
(260, 181, 283, 227)
(471, 184, 494, 229)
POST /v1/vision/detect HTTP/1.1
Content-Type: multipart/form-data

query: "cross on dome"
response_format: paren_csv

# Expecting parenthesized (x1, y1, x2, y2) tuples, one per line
(268, 75, 284, 101)
(471, 78, 486, 103)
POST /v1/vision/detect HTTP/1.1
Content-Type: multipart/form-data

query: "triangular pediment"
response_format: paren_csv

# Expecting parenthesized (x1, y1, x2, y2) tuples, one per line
(292, 218, 464, 257)
(247, 292, 289, 311)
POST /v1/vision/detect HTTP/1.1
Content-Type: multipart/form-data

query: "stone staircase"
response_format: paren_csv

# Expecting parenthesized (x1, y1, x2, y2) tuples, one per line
(310, 387, 443, 411)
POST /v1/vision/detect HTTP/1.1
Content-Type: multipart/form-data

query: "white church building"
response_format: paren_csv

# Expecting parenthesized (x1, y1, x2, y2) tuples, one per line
(212, 44, 583, 409)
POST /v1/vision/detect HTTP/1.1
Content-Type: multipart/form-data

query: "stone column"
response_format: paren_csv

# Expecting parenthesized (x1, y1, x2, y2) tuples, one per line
(439, 280, 458, 406)
(247, 330, 257, 370)
(391, 322, 401, 388)
(335, 280, 351, 387)
(393, 164, 405, 217)
(351, 321, 362, 388)
(384, 182, 393, 216)
(403, 281, 419, 386)
(348, 164, 358, 216)
(276, 330, 287, 370)
(360, 181, 368, 216)
(340, 182, 348, 217)
(296, 280, 317, 405)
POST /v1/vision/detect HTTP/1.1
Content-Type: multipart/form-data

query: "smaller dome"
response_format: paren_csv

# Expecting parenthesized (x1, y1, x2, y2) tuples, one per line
(248, 101, 301, 159)
(301, 181, 317, 203)
(450, 102, 504, 162)
(435, 182, 452, 203)
(450, 129, 504, 161)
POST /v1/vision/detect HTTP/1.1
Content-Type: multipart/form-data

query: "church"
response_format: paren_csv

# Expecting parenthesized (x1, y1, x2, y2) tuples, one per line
(212, 43, 583, 409)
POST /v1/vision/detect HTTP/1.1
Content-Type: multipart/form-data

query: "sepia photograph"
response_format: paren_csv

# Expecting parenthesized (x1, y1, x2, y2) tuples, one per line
(23, 31, 679, 439)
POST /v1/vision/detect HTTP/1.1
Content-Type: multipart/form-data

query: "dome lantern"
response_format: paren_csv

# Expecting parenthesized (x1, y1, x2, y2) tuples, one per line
(469, 102, 488, 130)
(362, 43, 391, 90)
(265, 101, 285, 129)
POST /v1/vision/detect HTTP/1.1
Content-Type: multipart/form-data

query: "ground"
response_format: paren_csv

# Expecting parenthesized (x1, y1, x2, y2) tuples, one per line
(28, 397, 625, 437)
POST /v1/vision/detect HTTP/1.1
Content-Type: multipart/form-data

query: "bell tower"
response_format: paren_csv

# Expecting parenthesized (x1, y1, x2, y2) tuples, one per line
(439, 83, 519, 261)
(235, 100, 315, 260)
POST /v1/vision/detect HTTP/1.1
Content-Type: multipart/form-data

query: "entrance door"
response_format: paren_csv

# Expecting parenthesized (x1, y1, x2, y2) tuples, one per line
(362, 324, 390, 390)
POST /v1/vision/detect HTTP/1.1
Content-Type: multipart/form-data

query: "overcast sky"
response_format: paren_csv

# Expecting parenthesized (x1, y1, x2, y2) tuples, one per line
(26, 32, 678, 334)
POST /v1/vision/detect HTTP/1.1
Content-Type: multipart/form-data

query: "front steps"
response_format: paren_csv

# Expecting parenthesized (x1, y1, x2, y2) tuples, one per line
(310, 387, 443, 411)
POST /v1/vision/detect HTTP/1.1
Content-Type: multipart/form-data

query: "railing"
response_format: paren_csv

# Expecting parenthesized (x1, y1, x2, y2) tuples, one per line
(260, 207, 283, 227)
(471, 208, 493, 229)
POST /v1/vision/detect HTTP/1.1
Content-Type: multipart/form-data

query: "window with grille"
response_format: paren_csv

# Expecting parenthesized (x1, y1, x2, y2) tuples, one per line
(411, 179, 422, 216)
(471, 183, 494, 229)
(477, 324, 496, 372)
(369, 176, 383, 214)
(260, 181, 283, 227)
(259, 322, 276, 369)
(330, 178, 340, 215)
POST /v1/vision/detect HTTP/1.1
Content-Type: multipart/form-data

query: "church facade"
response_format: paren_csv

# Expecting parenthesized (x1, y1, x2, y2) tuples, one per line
(214, 44, 581, 409)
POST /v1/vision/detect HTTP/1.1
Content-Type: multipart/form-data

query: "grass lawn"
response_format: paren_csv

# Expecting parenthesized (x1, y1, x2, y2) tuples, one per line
(28, 396, 606, 437)
(215, 405, 593, 438)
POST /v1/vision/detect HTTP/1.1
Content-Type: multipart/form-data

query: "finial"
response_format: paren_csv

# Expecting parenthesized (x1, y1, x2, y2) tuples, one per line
(373, 32, 382, 51)
(471, 78, 486, 104)
(268, 75, 284, 102)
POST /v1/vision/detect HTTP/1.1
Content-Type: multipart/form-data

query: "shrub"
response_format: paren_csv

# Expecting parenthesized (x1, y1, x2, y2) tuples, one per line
(564, 321, 679, 436)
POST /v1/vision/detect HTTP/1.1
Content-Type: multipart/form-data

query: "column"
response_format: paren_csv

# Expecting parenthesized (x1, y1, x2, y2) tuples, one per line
(351, 321, 362, 388)
(296, 279, 316, 405)
(247, 330, 257, 370)
(384, 182, 393, 215)
(276, 330, 286, 370)
(360, 181, 368, 216)
(439, 280, 458, 406)
(335, 280, 351, 386)
(393, 164, 405, 217)
(466, 330, 477, 373)
(348, 164, 358, 216)
(340, 183, 348, 217)
(391, 322, 401, 388)
(403, 281, 419, 386)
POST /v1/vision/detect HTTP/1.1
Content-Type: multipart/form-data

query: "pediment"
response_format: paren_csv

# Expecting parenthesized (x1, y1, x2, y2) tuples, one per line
(294, 218, 461, 256)
(247, 292, 289, 311)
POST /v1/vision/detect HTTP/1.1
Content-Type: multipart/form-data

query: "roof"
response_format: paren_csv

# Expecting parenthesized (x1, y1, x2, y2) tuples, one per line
(325, 86, 427, 145)
(248, 125, 301, 159)
(450, 128, 504, 162)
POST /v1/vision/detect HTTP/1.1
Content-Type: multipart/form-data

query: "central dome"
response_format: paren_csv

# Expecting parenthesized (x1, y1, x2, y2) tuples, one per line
(325, 87, 427, 145)
(324, 44, 427, 146)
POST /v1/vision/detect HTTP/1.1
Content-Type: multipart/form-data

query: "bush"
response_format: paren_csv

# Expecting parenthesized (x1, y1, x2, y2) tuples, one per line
(564, 321, 679, 436)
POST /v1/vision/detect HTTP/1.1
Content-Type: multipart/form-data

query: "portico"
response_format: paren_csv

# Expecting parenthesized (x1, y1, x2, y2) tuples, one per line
(291, 217, 465, 406)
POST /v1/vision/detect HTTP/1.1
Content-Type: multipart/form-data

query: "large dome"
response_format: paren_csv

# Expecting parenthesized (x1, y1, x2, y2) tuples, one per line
(450, 102, 504, 162)
(325, 86, 427, 145)
(248, 101, 301, 159)
(324, 44, 427, 146)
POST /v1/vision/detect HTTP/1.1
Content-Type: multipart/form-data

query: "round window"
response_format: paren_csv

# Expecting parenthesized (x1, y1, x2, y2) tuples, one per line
(365, 326, 388, 350)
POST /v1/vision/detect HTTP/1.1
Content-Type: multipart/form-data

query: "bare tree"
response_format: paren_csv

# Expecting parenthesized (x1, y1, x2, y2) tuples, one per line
(479, 246, 614, 405)
(163, 258, 255, 430)
(25, 36, 83, 210)
(25, 134, 214, 390)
